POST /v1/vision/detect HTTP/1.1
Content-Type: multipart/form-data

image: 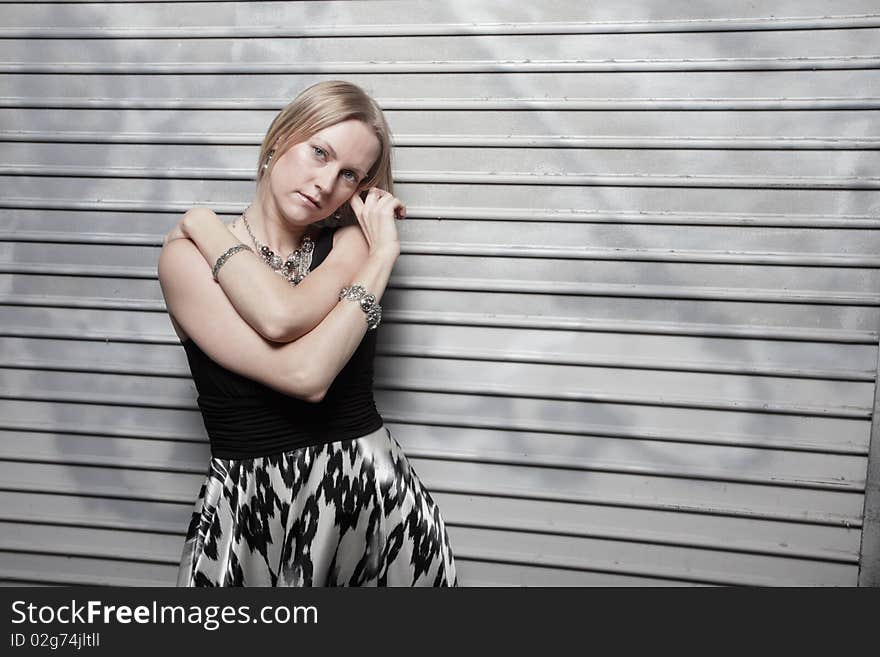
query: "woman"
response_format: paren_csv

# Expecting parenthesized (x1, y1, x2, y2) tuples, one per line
(157, 80, 458, 586)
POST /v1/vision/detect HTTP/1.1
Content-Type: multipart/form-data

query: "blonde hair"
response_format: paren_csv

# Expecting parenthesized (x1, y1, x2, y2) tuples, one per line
(257, 80, 393, 226)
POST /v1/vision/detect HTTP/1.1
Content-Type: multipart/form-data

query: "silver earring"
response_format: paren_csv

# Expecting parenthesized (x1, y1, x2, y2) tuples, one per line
(261, 149, 276, 172)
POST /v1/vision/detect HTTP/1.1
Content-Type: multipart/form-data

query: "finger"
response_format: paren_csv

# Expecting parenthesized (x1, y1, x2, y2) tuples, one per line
(364, 188, 381, 216)
(349, 198, 369, 239)
(377, 194, 405, 218)
(348, 193, 365, 219)
(393, 200, 406, 220)
(352, 192, 377, 241)
(374, 192, 396, 206)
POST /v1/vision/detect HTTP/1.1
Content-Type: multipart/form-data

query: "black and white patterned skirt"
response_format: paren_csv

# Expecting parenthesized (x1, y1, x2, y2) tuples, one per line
(177, 424, 458, 586)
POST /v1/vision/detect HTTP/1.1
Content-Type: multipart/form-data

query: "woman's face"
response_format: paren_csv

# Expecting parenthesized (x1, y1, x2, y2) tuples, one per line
(266, 119, 381, 226)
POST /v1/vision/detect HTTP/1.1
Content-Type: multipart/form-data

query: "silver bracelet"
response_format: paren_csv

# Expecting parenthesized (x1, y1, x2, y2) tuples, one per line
(212, 243, 252, 282)
(339, 283, 382, 330)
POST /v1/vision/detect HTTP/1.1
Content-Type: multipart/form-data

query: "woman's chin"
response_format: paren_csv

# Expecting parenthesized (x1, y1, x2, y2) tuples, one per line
(280, 203, 320, 227)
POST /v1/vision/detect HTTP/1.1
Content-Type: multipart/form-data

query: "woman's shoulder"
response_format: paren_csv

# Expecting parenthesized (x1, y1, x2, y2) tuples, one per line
(331, 223, 367, 252)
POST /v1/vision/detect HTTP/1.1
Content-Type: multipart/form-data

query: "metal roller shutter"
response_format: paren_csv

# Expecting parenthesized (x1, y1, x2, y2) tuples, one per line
(1, 0, 878, 586)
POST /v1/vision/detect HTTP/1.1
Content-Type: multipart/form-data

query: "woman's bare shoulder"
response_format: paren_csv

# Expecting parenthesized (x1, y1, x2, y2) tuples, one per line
(331, 223, 368, 253)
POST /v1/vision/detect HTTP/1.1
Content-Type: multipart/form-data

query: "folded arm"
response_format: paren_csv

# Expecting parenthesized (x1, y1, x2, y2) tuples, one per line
(158, 236, 396, 403)
(180, 207, 368, 343)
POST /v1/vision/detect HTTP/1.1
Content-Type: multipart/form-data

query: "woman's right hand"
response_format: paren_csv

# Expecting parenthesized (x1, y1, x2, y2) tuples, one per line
(348, 187, 405, 260)
(162, 215, 190, 247)
(162, 207, 221, 249)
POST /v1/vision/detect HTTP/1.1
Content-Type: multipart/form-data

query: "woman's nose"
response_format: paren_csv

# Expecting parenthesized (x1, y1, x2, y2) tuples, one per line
(316, 166, 336, 193)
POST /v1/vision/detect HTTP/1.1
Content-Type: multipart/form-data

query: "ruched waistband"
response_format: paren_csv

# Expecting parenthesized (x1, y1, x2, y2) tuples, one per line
(196, 390, 384, 459)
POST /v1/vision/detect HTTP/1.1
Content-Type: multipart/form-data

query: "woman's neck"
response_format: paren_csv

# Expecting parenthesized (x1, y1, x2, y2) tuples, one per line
(244, 189, 311, 255)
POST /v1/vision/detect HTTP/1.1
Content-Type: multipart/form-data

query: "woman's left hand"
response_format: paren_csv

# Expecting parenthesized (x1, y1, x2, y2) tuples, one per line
(349, 187, 404, 258)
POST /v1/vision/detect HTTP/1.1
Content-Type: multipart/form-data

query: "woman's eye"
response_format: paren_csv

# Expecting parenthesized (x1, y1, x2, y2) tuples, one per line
(312, 146, 325, 157)
(343, 170, 357, 182)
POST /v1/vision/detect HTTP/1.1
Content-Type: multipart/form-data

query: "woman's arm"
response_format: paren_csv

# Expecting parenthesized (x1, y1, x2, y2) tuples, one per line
(158, 237, 396, 403)
(159, 189, 402, 403)
(178, 207, 368, 343)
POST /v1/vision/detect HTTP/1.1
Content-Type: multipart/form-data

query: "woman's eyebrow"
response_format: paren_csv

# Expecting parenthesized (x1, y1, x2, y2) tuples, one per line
(318, 140, 366, 179)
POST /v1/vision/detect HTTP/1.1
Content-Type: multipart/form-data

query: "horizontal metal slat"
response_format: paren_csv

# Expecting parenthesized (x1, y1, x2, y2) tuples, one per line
(0, 399, 207, 444)
(3, 330, 873, 381)
(0, 490, 190, 534)
(7, 272, 880, 307)
(3, 108, 874, 143)
(392, 425, 867, 491)
(2, 70, 877, 107)
(6, 164, 879, 190)
(0, 458, 865, 527)
(6, 229, 880, 267)
(0, 489, 859, 564)
(0, 552, 177, 587)
(376, 390, 871, 455)
(4, 130, 880, 150)
(6, 56, 880, 74)
(450, 526, 857, 585)
(6, 276, 875, 306)
(6, 97, 880, 111)
(3, 178, 876, 220)
(4, 239, 880, 302)
(0, 555, 688, 587)
(2, 356, 873, 419)
(2, 394, 869, 457)
(0, 431, 207, 474)
(0, 0, 873, 22)
(411, 459, 866, 527)
(0, 519, 857, 586)
(433, 492, 860, 563)
(0, 521, 181, 565)
(4, 29, 878, 65)
(3, 14, 880, 37)
(361, 393, 846, 455)
(3, 203, 877, 228)
(3, 293, 877, 344)
(452, 560, 699, 586)
(0, 423, 866, 492)
(8, 142, 880, 179)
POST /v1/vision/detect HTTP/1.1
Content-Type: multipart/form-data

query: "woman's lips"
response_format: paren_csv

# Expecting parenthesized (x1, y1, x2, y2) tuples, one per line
(296, 191, 319, 209)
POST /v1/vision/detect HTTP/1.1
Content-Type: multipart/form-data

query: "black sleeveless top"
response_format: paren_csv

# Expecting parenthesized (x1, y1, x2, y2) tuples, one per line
(181, 226, 384, 459)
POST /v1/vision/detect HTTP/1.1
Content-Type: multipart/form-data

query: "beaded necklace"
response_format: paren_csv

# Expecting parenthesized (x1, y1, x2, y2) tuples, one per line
(240, 209, 314, 286)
